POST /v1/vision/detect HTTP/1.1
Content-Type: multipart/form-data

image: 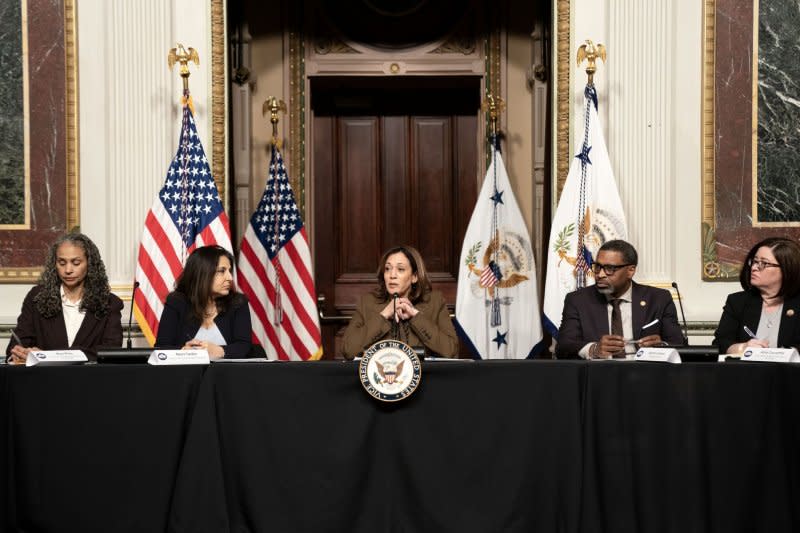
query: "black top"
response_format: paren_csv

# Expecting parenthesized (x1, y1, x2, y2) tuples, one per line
(713, 289, 800, 353)
(155, 291, 253, 358)
(6, 284, 123, 361)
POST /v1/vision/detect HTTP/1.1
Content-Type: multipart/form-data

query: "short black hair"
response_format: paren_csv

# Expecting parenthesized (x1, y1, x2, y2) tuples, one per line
(598, 239, 638, 266)
(739, 237, 800, 298)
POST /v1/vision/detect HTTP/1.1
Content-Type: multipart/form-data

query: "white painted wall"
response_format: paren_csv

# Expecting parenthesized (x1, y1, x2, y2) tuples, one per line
(565, 0, 732, 337)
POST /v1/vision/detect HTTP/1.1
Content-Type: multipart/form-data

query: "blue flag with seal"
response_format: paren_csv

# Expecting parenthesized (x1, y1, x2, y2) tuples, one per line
(543, 84, 628, 338)
(455, 143, 543, 359)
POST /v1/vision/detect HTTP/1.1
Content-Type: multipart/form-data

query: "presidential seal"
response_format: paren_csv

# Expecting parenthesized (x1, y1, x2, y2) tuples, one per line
(359, 340, 422, 402)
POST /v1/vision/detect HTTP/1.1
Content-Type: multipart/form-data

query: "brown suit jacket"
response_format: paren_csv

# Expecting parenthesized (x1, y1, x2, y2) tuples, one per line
(341, 290, 458, 359)
(6, 285, 124, 361)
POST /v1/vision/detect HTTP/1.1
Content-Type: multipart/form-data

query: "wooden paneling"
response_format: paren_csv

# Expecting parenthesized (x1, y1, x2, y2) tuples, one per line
(312, 77, 480, 358)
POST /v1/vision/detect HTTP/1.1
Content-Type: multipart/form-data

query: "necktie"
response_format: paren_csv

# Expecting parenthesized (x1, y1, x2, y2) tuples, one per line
(610, 298, 623, 337)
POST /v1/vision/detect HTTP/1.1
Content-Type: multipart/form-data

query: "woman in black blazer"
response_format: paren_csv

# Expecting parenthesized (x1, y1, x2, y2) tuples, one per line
(714, 237, 800, 354)
(156, 245, 253, 358)
(6, 232, 123, 363)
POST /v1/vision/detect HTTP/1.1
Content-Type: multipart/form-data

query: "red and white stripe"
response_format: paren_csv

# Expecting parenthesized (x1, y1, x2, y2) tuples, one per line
(237, 226, 322, 361)
(133, 198, 231, 345)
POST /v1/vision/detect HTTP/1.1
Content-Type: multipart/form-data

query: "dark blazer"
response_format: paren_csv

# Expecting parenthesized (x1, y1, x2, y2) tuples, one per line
(155, 291, 253, 358)
(713, 290, 800, 353)
(341, 290, 459, 359)
(6, 285, 123, 361)
(555, 281, 684, 358)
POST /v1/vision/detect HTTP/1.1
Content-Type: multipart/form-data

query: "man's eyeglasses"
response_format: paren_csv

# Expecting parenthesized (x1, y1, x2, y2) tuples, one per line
(747, 258, 781, 271)
(591, 263, 633, 275)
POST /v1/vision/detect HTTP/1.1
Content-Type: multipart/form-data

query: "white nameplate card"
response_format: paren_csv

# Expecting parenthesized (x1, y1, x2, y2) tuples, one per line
(26, 350, 88, 366)
(635, 347, 681, 364)
(147, 349, 210, 366)
(741, 347, 800, 363)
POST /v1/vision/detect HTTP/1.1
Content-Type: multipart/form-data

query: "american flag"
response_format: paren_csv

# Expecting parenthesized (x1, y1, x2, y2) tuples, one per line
(134, 93, 232, 344)
(236, 145, 322, 360)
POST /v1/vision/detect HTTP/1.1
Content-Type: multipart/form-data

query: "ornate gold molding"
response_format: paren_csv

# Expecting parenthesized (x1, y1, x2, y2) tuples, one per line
(555, 0, 570, 198)
(702, 0, 715, 231)
(65, 0, 79, 231)
(211, 0, 226, 201)
(289, 30, 305, 213)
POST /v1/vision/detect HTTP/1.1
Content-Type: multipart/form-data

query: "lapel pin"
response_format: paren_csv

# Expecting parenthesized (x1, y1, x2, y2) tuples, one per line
(640, 300, 646, 307)
(787, 309, 795, 317)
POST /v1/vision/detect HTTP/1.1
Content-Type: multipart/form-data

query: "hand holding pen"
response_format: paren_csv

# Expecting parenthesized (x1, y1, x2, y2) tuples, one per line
(741, 326, 769, 349)
(7, 330, 39, 365)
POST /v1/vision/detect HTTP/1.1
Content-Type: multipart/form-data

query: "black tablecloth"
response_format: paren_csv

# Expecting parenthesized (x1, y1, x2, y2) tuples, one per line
(168, 360, 585, 533)
(580, 361, 800, 533)
(0, 365, 205, 533)
(2, 360, 800, 533)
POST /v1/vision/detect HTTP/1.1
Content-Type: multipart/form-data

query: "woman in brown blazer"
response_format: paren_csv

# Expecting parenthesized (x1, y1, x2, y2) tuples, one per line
(341, 245, 458, 359)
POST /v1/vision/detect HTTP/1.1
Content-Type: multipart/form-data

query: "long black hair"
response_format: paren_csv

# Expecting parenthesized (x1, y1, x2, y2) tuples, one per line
(175, 245, 238, 320)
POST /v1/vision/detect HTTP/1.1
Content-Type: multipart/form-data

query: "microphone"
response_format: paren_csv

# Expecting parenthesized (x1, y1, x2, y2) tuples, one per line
(671, 281, 689, 346)
(389, 293, 400, 340)
(127, 281, 140, 349)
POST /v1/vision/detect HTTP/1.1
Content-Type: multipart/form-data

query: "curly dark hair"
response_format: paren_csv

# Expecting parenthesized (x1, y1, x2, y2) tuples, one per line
(373, 245, 431, 304)
(175, 245, 238, 320)
(34, 232, 113, 318)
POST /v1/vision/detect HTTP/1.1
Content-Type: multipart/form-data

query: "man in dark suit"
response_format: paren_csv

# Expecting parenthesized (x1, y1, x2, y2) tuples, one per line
(555, 239, 684, 359)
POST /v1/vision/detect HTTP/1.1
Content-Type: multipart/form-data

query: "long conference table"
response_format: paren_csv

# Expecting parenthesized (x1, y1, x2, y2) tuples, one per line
(1, 360, 799, 533)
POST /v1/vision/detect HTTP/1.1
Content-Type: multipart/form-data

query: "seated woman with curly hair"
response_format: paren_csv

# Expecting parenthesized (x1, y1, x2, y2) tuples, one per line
(6, 232, 123, 363)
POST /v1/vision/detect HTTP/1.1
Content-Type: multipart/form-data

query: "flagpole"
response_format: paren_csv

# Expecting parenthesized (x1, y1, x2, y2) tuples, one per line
(168, 44, 201, 265)
(481, 95, 507, 328)
(263, 97, 287, 325)
(572, 40, 608, 287)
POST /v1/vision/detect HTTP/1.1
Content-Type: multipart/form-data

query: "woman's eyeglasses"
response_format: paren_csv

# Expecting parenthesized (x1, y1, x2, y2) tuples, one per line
(747, 259, 780, 271)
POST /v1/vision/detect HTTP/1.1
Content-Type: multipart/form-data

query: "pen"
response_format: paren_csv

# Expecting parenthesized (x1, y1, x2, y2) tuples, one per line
(641, 318, 659, 330)
(743, 326, 757, 339)
(10, 329, 24, 347)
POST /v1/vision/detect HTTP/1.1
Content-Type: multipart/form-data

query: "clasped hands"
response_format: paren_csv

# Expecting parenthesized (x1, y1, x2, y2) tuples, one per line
(182, 339, 225, 359)
(590, 334, 664, 359)
(380, 297, 419, 322)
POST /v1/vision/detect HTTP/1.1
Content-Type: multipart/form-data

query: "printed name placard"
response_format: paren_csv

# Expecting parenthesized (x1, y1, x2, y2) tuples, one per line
(147, 349, 210, 366)
(635, 347, 681, 364)
(26, 350, 88, 366)
(741, 347, 800, 363)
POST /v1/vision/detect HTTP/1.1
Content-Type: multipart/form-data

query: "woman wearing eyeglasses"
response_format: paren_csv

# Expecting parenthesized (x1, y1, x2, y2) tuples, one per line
(713, 237, 800, 354)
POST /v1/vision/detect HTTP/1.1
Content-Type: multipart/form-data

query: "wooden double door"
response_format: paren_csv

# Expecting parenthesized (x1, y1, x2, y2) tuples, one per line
(311, 77, 481, 358)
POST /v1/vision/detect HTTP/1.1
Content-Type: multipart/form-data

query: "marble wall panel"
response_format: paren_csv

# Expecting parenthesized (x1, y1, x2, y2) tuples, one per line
(705, 0, 800, 280)
(0, 0, 76, 281)
(0, 0, 25, 226)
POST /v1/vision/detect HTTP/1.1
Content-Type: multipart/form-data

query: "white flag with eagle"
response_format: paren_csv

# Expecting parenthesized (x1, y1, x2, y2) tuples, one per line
(542, 83, 628, 338)
(455, 147, 543, 359)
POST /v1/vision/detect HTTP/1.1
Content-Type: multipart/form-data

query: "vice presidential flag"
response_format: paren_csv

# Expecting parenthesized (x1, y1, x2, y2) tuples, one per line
(542, 84, 628, 337)
(455, 146, 543, 359)
(134, 91, 232, 345)
(236, 145, 323, 360)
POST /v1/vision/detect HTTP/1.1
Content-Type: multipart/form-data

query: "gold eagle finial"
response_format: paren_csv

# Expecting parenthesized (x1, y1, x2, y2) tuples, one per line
(168, 43, 200, 91)
(576, 40, 606, 85)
